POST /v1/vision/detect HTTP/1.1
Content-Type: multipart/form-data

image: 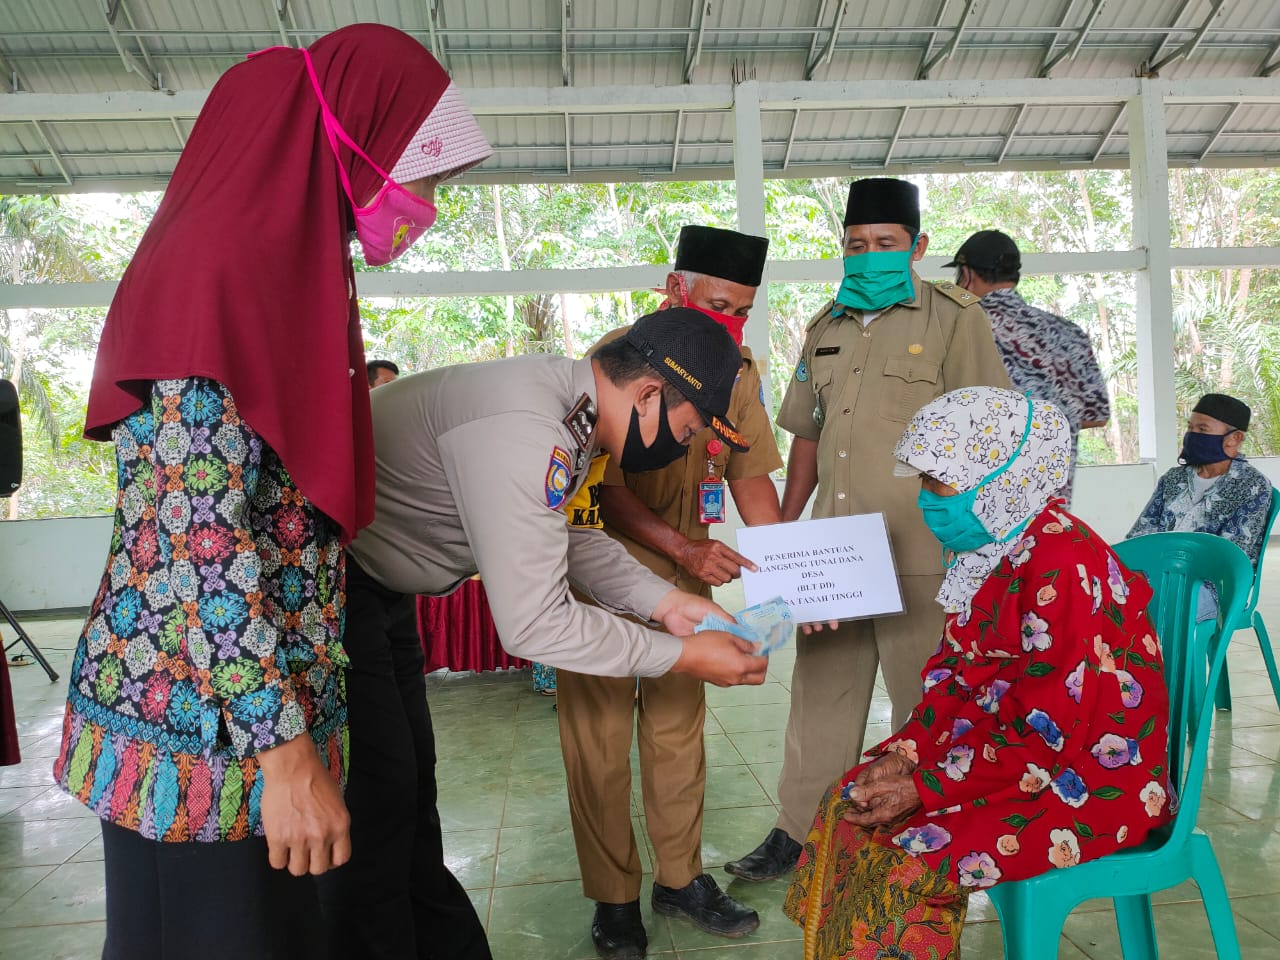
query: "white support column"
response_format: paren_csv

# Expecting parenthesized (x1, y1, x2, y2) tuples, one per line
(732, 79, 772, 401)
(1129, 79, 1178, 470)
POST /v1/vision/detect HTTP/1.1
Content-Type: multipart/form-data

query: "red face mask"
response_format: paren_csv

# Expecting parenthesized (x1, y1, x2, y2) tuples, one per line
(667, 274, 747, 347)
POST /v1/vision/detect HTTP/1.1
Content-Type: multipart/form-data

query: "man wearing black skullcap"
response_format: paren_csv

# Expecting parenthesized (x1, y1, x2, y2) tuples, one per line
(557, 225, 783, 956)
(948, 229, 1110, 504)
(1127, 393, 1271, 627)
(726, 177, 1010, 882)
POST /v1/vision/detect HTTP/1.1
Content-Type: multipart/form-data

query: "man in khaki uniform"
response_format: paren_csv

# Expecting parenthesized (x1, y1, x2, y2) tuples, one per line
(558, 227, 783, 958)
(726, 178, 1011, 881)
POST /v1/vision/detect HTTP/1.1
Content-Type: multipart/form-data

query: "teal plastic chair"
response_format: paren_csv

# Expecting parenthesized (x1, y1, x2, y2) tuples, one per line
(987, 532, 1252, 960)
(1212, 486, 1280, 712)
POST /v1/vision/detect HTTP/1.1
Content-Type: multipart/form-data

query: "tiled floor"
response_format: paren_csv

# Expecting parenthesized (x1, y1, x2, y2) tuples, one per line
(2, 573, 1280, 959)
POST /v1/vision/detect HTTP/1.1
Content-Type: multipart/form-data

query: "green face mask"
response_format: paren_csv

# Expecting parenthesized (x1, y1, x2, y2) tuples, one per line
(835, 237, 918, 312)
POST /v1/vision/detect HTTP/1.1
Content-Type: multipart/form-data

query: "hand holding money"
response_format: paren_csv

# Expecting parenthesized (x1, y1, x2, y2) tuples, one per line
(693, 596, 795, 655)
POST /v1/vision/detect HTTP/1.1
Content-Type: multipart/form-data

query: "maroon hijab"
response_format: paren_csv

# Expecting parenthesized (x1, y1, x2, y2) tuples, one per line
(86, 24, 449, 543)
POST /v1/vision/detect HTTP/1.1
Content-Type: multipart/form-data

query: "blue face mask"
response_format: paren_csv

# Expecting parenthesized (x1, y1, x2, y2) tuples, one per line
(917, 401, 1035, 566)
(835, 236, 918, 312)
(1179, 431, 1232, 466)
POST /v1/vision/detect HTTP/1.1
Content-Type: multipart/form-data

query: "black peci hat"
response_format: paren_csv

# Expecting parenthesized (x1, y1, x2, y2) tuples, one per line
(626, 307, 750, 451)
(674, 225, 770, 288)
(944, 229, 1022, 272)
(1193, 393, 1251, 432)
(844, 177, 920, 232)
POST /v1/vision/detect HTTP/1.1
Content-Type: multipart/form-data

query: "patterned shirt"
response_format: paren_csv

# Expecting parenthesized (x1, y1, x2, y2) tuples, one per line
(1127, 458, 1272, 566)
(980, 288, 1110, 504)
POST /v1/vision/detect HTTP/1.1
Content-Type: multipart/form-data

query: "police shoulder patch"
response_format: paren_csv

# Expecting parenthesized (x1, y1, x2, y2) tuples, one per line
(932, 281, 978, 307)
(545, 447, 573, 509)
(795, 359, 809, 382)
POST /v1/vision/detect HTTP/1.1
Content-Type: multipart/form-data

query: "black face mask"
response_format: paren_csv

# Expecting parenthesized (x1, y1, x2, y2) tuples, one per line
(620, 391, 688, 472)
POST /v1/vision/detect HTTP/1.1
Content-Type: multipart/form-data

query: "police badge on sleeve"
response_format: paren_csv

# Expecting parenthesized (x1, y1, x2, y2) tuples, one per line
(545, 447, 573, 509)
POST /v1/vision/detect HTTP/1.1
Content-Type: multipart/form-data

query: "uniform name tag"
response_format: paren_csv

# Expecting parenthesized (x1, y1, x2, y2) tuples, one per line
(699, 480, 726, 524)
(815, 346, 841, 356)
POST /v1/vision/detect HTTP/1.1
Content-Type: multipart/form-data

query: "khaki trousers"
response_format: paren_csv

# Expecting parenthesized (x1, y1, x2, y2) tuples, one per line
(556, 667, 706, 903)
(775, 573, 945, 841)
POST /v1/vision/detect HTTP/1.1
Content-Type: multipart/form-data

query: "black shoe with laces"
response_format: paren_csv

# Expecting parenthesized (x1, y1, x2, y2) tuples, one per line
(650, 874, 760, 938)
(723, 828, 802, 882)
(591, 900, 647, 959)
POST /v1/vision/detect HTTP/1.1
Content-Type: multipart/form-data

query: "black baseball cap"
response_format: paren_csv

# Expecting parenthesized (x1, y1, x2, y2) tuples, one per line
(626, 307, 750, 451)
(944, 229, 1022, 272)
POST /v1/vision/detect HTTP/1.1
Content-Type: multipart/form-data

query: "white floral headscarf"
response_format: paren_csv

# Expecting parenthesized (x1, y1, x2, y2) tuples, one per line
(893, 387, 1073, 615)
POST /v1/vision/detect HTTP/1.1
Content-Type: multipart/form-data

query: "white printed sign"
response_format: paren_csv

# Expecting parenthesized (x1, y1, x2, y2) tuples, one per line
(736, 513, 904, 623)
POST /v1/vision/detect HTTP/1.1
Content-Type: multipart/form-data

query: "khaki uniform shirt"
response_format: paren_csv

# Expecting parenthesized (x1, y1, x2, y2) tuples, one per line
(591, 328, 785, 596)
(348, 355, 682, 677)
(776, 275, 1011, 576)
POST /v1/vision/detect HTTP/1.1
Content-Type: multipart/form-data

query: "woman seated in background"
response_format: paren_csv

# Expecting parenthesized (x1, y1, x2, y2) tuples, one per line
(784, 386, 1174, 960)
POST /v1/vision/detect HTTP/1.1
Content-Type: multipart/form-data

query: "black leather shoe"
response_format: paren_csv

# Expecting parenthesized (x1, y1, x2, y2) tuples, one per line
(651, 874, 760, 938)
(723, 828, 802, 881)
(591, 900, 647, 960)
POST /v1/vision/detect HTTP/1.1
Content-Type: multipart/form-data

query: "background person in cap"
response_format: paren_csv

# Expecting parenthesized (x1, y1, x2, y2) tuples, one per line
(1127, 392, 1271, 624)
(368, 358, 400, 388)
(327, 307, 768, 959)
(949, 229, 1110, 505)
(556, 225, 782, 956)
(726, 177, 1010, 883)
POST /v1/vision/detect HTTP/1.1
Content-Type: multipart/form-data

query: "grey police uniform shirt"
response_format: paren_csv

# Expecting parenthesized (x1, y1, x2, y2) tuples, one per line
(346, 354, 683, 677)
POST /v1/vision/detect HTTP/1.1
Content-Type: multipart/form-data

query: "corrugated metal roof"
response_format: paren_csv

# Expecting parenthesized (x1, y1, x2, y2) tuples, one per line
(1, 0, 1279, 192)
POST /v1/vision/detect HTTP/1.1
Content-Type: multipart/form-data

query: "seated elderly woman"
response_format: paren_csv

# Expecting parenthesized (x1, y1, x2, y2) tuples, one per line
(783, 386, 1174, 960)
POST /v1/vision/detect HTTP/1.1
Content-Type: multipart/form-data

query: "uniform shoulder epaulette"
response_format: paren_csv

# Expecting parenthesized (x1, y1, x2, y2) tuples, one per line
(805, 300, 836, 331)
(562, 393, 596, 452)
(932, 281, 980, 308)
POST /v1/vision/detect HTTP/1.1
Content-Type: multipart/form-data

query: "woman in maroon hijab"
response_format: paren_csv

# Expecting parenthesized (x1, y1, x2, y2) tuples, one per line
(53, 24, 490, 959)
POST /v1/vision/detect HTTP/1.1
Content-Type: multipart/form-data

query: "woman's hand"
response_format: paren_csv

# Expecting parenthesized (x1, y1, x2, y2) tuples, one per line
(840, 774, 922, 827)
(854, 751, 917, 786)
(258, 734, 351, 876)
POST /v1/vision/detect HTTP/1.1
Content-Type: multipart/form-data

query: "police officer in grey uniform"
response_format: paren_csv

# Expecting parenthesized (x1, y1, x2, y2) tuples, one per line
(316, 308, 769, 960)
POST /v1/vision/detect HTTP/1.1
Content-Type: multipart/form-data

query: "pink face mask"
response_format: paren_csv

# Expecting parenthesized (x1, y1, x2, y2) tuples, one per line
(301, 49, 437, 266)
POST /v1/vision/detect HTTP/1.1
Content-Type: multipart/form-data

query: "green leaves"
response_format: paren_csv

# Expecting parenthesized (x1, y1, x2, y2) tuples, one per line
(1000, 809, 1043, 830)
(920, 770, 946, 797)
(1090, 786, 1125, 800)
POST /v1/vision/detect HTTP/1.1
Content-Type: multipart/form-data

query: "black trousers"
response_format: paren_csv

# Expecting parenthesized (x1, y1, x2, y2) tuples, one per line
(315, 558, 491, 960)
(100, 820, 326, 960)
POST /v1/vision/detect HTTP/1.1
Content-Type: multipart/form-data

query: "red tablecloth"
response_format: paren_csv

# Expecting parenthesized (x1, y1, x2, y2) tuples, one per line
(416, 579, 529, 674)
(0, 652, 20, 766)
